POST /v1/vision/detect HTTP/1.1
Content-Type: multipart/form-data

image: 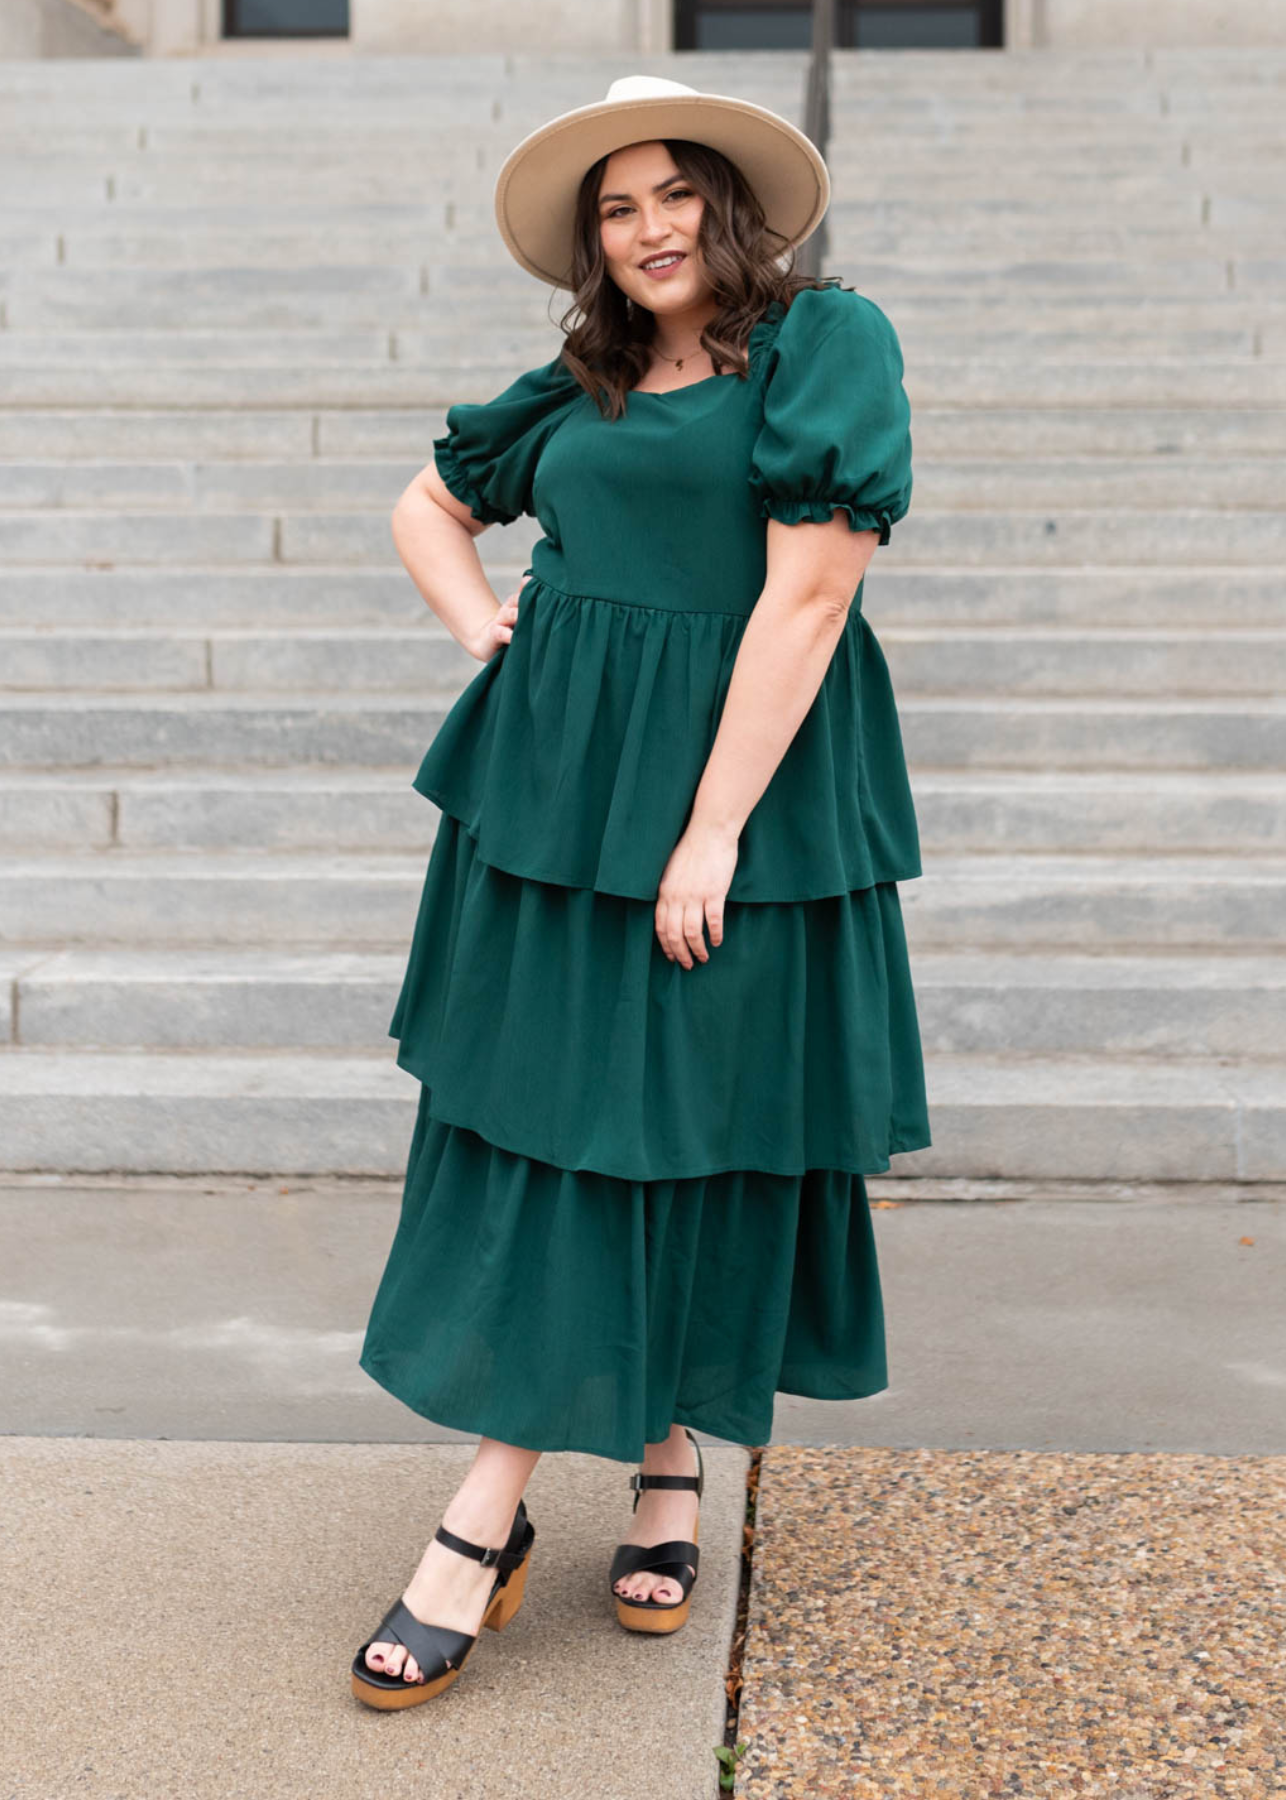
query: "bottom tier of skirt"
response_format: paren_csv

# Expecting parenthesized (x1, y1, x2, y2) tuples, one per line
(359, 1081, 887, 1465)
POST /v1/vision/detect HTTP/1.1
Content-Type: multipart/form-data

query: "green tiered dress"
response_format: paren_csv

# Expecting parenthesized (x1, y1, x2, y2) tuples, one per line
(358, 280, 932, 1464)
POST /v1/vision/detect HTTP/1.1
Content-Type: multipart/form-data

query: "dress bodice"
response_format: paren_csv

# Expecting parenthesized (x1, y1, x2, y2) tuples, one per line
(418, 280, 921, 903)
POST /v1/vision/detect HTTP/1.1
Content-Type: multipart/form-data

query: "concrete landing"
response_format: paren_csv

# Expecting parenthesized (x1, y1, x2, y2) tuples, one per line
(3, 1178, 1282, 1453)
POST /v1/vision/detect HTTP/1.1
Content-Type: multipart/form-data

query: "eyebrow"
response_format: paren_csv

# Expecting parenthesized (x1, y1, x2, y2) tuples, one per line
(598, 175, 685, 206)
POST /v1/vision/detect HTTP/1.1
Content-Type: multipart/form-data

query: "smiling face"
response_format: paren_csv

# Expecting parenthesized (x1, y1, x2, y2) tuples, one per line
(596, 140, 716, 318)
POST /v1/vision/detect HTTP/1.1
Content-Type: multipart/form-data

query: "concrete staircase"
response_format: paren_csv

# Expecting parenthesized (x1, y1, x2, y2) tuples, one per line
(1, 49, 1283, 1178)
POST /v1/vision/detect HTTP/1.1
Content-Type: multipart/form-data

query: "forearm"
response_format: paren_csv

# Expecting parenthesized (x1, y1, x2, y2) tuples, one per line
(390, 488, 503, 655)
(687, 582, 854, 840)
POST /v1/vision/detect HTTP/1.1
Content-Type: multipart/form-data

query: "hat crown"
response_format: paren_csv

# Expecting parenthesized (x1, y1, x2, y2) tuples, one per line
(603, 75, 700, 104)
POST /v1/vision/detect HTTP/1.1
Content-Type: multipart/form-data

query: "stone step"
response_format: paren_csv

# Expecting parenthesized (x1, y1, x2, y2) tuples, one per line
(4, 407, 1285, 465)
(9, 223, 1280, 269)
(913, 951, 1286, 1059)
(0, 850, 1281, 951)
(861, 567, 1286, 629)
(3, 291, 1283, 338)
(1, 767, 1282, 856)
(15, 162, 1265, 219)
(0, 564, 1278, 631)
(1, 691, 1281, 772)
(898, 854, 1286, 952)
(3, 318, 1281, 366)
(0, 692, 459, 770)
(1, 454, 1281, 512)
(6, 947, 404, 1049)
(6, 360, 1284, 408)
(9, 150, 1237, 194)
(0, 851, 425, 947)
(0, 1046, 1278, 1179)
(833, 258, 1286, 300)
(0, 135, 1213, 184)
(885, 627, 1286, 699)
(912, 771, 1286, 854)
(915, 1054, 1284, 1183)
(5, 76, 1281, 116)
(900, 698, 1286, 772)
(1, 252, 1274, 321)
(1, 625, 1283, 699)
(7, 945, 1284, 1060)
(1, 242, 1253, 328)
(0, 626, 475, 691)
(11, 166, 1236, 222)
(4, 212, 1280, 266)
(2, 506, 1283, 567)
(8, 281, 1285, 325)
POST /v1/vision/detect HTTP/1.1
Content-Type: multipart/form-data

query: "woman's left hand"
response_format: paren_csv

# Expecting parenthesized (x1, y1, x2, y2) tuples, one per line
(654, 819, 740, 969)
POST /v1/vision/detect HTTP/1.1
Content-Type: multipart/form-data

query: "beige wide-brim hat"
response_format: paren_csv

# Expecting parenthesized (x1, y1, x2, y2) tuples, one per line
(494, 74, 831, 291)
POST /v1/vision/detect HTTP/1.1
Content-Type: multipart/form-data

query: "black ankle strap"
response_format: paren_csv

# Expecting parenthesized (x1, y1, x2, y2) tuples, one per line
(629, 1473, 700, 1494)
(434, 1524, 528, 1572)
(629, 1431, 705, 1512)
(434, 1502, 531, 1573)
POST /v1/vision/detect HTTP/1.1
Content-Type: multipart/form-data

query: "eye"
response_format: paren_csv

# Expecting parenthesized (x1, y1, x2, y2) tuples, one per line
(604, 187, 693, 220)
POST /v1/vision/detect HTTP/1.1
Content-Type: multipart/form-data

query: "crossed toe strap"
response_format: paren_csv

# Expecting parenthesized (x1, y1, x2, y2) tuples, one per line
(358, 1598, 476, 1680)
(609, 1537, 700, 1603)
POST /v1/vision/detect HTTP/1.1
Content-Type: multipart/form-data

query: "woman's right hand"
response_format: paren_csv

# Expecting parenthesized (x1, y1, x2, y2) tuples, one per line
(467, 586, 524, 662)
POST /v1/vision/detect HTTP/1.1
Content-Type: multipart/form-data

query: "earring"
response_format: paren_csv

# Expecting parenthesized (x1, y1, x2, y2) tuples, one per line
(625, 295, 634, 319)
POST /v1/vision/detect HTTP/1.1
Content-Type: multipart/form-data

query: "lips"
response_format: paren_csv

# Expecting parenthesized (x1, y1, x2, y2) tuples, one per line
(640, 252, 685, 271)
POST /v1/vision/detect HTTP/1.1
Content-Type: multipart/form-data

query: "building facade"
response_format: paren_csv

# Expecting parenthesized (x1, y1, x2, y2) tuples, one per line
(9, 0, 1286, 59)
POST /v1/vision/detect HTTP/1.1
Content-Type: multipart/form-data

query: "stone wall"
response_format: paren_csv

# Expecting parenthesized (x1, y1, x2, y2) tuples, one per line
(0, 0, 137, 56)
(6, 0, 1286, 59)
(1032, 0, 1286, 47)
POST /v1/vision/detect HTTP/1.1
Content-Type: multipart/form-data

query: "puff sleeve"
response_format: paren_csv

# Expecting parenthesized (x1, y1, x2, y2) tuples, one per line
(432, 352, 583, 527)
(748, 285, 912, 546)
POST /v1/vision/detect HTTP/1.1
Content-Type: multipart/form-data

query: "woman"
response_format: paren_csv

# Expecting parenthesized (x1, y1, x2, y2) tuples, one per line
(351, 73, 931, 1707)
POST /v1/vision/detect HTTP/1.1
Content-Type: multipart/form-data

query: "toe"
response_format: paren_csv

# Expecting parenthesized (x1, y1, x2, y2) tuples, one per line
(365, 1641, 388, 1671)
(403, 1655, 421, 1683)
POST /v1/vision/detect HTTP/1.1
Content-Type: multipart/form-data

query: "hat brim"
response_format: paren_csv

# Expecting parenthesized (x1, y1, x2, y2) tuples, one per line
(493, 91, 831, 290)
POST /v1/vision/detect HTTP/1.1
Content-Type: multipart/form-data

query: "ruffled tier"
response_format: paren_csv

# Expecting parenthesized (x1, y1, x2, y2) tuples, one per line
(389, 810, 932, 1183)
(411, 572, 922, 904)
(358, 1080, 888, 1462)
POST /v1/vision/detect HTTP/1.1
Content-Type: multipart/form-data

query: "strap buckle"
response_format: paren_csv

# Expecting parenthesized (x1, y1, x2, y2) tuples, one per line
(478, 1545, 502, 1567)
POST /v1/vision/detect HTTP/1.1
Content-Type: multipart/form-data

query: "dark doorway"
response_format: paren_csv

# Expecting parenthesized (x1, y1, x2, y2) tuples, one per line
(224, 0, 349, 36)
(675, 0, 1003, 50)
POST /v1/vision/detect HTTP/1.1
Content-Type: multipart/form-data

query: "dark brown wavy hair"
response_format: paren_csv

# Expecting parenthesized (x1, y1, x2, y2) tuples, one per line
(550, 138, 852, 420)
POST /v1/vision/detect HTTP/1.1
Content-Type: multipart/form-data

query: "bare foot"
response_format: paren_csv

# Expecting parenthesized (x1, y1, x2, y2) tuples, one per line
(613, 1425, 700, 1605)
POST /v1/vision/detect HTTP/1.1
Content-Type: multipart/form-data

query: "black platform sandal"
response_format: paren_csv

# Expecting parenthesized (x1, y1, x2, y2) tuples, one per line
(609, 1427, 704, 1634)
(351, 1498, 535, 1708)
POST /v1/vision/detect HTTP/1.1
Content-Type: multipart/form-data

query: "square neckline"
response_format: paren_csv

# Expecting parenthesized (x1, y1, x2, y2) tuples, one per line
(627, 369, 741, 398)
(626, 301, 787, 398)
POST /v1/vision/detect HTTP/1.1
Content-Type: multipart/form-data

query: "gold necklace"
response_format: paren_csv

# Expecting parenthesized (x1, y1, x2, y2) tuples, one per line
(652, 343, 706, 372)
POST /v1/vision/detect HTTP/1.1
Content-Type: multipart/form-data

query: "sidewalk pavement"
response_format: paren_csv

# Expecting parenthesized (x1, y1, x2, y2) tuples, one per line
(3, 1177, 1284, 1798)
(1, 1436, 746, 1800)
